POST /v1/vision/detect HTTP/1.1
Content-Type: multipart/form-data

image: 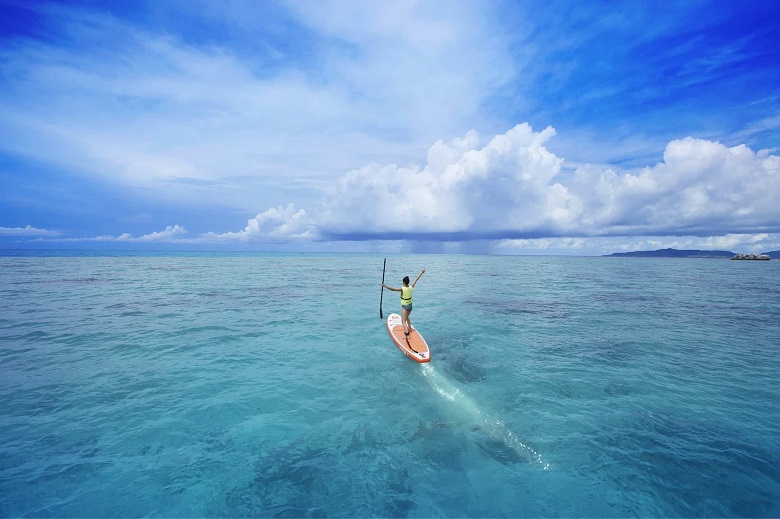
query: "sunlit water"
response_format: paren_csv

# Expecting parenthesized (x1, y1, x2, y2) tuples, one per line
(1, 252, 779, 517)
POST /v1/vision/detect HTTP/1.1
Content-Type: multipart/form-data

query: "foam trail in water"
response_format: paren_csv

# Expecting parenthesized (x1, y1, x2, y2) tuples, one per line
(420, 363, 550, 470)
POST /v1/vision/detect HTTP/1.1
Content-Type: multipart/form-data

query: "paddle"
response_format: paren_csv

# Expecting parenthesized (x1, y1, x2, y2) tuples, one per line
(379, 257, 386, 319)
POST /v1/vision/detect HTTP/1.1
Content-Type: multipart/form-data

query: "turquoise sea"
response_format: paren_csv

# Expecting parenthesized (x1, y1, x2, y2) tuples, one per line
(1, 251, 779, 518)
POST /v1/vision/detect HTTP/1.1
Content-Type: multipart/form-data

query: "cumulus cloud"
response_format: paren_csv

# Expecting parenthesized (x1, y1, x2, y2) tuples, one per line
(0, 225, 61, 236)
(569, 137, 780, 236)
(315, 123, 566, 238)
(38, 225, 188, 243)
(130, 225, 188, 242)
(308, 124, 780, 240)
(200, 204, 314, 243)
(88, 225, 188, 243)
(13, 124, 779, 253)
(97, 124, 775, 249)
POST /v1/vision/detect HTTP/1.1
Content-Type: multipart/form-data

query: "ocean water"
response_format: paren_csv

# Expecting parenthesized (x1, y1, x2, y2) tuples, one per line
(1, 252, 779, 518)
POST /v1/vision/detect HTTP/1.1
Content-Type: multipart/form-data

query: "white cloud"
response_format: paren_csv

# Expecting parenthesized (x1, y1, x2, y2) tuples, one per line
(12, 122, 780, 253)
(495, 233, 780, 255)
(572, 137, 780, 235)
(36, 225, 188, 243)
(698, 233, 771, 251)
(497, 237, 588, 251)
(0, 2, 514, 213)
(89, 225, 188, 243)
(315, 123, 566, 236)
(286, 0, 514, 135)
(200, 204, 314, 243)
(131, 225, 189, 243)
(306, 124, 780, 240)
(0, 225, 61, 236)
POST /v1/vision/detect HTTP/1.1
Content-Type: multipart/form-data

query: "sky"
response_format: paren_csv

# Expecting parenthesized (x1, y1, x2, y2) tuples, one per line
(1, 0, 779, 255)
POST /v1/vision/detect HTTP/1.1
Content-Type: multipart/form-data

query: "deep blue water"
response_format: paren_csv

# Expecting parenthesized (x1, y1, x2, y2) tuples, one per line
(1, 252, 779, 517)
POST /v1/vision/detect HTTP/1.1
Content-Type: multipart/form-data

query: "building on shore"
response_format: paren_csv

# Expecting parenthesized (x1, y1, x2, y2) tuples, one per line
(731, 253, 771, 260)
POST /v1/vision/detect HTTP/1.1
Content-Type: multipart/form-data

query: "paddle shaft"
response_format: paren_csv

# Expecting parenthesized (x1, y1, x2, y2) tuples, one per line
(379, 258, 386, 319)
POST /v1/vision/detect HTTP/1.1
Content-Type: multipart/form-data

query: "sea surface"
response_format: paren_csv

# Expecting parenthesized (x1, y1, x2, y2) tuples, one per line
(1, 251, 779, 518)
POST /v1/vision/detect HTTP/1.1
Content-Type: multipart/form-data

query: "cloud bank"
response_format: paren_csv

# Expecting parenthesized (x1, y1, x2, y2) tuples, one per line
(0, 225, 61, 236)
(11, 124, 780, 254)
(36, 225, 188, 243)
(255, 124, 779, 242)
(201, 204, 314, 242)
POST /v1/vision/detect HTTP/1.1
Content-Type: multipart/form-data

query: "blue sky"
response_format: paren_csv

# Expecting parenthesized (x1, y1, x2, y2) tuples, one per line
(1, 0, 779, 254)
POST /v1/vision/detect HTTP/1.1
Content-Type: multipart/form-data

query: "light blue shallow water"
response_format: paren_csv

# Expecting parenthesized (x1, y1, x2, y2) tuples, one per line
(1, 252, 779, 517)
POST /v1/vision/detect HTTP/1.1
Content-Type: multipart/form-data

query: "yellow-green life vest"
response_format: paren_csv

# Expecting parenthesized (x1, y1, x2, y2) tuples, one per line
(400, 285, 413, 305)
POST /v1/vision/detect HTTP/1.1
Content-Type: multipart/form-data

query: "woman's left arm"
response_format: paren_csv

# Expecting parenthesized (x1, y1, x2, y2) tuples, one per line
(411, 269, 425, 287)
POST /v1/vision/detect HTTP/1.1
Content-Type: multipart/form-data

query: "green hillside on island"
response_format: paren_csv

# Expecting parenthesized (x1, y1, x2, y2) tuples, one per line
(605, 248, 780, 259)
(605, 248, 733, 258)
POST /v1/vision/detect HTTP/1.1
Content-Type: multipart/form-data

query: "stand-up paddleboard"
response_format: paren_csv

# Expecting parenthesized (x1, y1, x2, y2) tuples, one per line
(386, 313, 430, 363)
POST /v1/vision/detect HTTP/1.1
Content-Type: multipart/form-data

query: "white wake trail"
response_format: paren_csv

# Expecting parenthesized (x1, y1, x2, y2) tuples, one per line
(420, 363, 549, 470)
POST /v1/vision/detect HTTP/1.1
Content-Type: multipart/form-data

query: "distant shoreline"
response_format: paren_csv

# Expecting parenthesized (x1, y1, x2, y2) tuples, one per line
(604, 248, 778, 259)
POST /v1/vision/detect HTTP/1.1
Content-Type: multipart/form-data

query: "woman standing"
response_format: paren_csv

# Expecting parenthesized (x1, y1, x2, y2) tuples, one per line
(382, 269, 425, 337)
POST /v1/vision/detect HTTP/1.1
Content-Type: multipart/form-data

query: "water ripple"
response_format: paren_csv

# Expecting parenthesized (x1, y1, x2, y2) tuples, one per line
(1, 255, 779, 517)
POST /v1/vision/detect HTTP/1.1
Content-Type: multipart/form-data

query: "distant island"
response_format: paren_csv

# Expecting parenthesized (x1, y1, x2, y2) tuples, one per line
(605, 248, 733, 258)
(605, 248, 779, 259)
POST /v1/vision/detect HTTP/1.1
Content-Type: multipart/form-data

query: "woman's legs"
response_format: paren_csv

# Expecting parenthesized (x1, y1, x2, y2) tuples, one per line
(401, 307, 412, 335)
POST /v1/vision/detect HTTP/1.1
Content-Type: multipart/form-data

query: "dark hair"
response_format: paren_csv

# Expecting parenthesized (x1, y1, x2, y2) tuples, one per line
(403, 276, 410, 285)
